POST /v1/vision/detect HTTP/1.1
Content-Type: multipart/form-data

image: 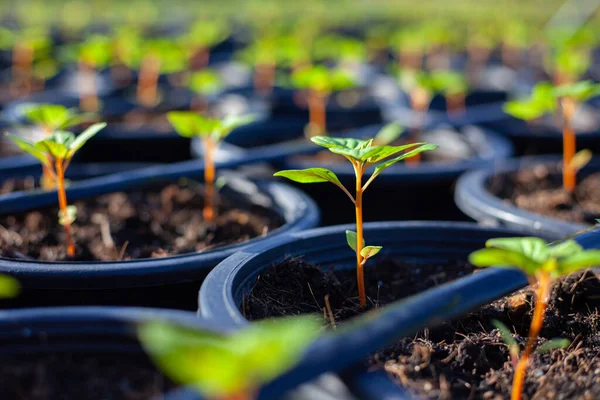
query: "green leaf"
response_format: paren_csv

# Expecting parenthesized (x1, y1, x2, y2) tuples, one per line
(536, 338, 570, 354)
(468, 249, 540, 275)
(554, 81, 600, 103)
(5, 133, 51, 166)
(167, 112, 205, 138)
(486, 237, 550, 265)
(360, 246, 382, 259)
(503, 100, 547, 121)
(23, 104, 70, 130)
(274, 168, 342, 187)
(310, 136, 374, 161)
(346, 230, 364, 252)
(556, 250, 600, 275)
(220, 115, 256, 136)
(189, 69, 223, 96)
(374, 122, 404, 145)
(372, 143, 438, 175)
(0, 275, 20, 298)
(58, 205, 77, 226)
(36, 131, 75, 159)
(492, 320, 518, 349)
(68, 122, 106, 154)
(139, 316, 320, 398)
(59, 111, 96, 130)
(548, 240, 583, 259)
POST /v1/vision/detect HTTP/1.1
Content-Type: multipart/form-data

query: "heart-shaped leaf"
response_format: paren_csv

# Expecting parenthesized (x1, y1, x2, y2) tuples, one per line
(360, 245, 382, 260)
(346, 230, 365, 252)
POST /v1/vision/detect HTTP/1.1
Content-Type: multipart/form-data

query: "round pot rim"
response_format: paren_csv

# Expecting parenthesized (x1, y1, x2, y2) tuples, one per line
(0, 172, 319, 287)
(198, 220, 539, 327)
(455, 155, 596, 236)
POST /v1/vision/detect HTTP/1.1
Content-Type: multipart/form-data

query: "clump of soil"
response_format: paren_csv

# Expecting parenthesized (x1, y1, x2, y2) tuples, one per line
(0, 179, 282, 261)
(374, 269, 600, 399)
(490, 165, 600, 224)
(0, 352, 176, 400)
(244, 257, 474, 322)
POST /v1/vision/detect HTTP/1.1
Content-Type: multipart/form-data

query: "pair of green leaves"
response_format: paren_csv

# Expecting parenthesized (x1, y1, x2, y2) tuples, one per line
(397, 69, 468, 98)
(492, 319, 570, 359)
(23, 103, 96, 132)
(346, 230, 382, 260)
(503, 81, 600, 121)
(7, 123, 106, 166)
(188, 69, 223, 96)
(469, 237, 600, 279)
(291, 65, 357, 95)
(138, 316, 320, 398)
(167, 112, 255, 142)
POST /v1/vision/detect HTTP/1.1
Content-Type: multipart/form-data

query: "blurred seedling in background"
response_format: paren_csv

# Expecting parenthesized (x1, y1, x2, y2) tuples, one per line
(469, 237, 600, 400)
(504, 80, 600, 193)
(275, 131, 436, 307)
(179, 18, 230, 71)
(167, 112, 254, 222)
(6, 122, 106, 256)
(187, 69, 224, 113)
(139, 315, 320, 400)
(19, 103, 96, 189)
(291, 65, 356, 137)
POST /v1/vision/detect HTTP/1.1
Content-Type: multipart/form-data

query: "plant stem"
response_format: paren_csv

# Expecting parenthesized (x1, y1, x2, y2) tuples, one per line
(447, 92, 465, 119)
(354, 163, 366, 308)
(11, 39, 33, 97)
(55, 159, 75, 256)
(137, 54, 161, 107)
(407, 87, 430, 164)
(254, 62, 275, 95)
(203, 137, 216, 222)
(510, 272, 551, 400)
(560, 97, 577, 193)
(78, 59, 99, 112)
(307, 90, 328, 137)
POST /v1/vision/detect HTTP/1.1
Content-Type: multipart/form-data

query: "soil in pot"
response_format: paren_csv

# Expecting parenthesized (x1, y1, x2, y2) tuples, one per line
(0, 178, 283, 261)
(489, 164, 600, 225)
(372, 269, 600, 400)
(243, 257, 474, 322)
(0, 351, 176, 400)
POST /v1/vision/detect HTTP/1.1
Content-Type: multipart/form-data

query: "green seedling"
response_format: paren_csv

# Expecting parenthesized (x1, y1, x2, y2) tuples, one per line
(430, 70, 468, 117)
(291, 65, 356, 137)
(545, 25, 596, 85)
(61, 35, 112, 112)
(504, 81, 600, 193)
(139, 315, 320, 400)
(187, 69, 224, 112)
(21, 103, 96, 189)
(469, 237, 600, 400)
(500, 20, 530, 67)
(6, 123, 107, 256)
(167, 112, 254, 222)
(275, 133, 437, 307)
(237, 37, 278, 95)
(180, 19, 230, 70)
(312, 34, 367, 67)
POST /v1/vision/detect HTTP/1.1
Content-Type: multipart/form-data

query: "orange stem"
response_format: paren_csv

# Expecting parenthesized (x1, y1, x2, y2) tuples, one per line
(137, 54, 161, 107)
(79, 60, 99, 112)
(55, 159, 75, 256)
(354, 162, 366, 308)
(511, 273, 551, 400)
(407, 87, 431, 164)
(307, 90, 328, 137)
(11, 40, 33, 97)
(561, 97, 577, 193)
(203, 137, 216, 222)
(447, 92, 465, 119)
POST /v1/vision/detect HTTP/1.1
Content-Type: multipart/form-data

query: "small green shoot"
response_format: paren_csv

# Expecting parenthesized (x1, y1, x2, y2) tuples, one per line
(469, 237, 600, 400)
(167, 112, 254, 222)
(291, 65, 356, 136)
(275, 131, 437, 307)
(6, 123, 107, 256)
(138, 316, 320, 400)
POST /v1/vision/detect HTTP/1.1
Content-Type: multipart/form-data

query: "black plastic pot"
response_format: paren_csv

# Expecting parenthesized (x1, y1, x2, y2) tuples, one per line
(455, 155, 599, 238)
(341, 224, 600, 400)
(199, 221, 549, 328)
(0, 159, 319, 310)
(0, 306, 227, 400)
(279, 123, 513, 225)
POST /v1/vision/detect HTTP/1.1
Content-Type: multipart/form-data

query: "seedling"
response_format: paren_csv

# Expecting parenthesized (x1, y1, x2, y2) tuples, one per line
(290, 65, 356, 137)
(504, 81, 600, 193)
(20, 103, 95, 189)
(469, 237, 600, 400)
(237, 37, 278, 95)
(139, 315, 320, 400)
(180, 19, 229, 70)
(430, 70, 468, 117)
(275, 133, 437, 307)
(72, 35, 112, 112)
(6, 123, 107, 256)
(167, 112, 254, 222)
(187, 69, 224, 112)
(312, 34, 367, 68)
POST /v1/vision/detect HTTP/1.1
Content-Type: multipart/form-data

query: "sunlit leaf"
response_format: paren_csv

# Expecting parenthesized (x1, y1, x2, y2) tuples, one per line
(360, 245, 382, 259)
(58, 205, 77, 225)
(274, 168, 342, 186)
(346, 230, 364, 252)
(372, 143, 438, 175)
(5, 133, 51, 166)
(536, 338, 570, 354)
(68, 123, 106, 153)
(374, 122, 404, 145)
(486, 237, 550, 264)
(556, 250, 600, 275)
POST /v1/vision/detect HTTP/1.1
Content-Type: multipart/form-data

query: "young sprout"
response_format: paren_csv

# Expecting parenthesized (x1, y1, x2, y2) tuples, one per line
(312, 34, 367, 68)
(429, 69, 469, 117)
(504, 81, 600, 193)
(237, 37, 278, 95)
(275, 132, 437, 307)
(167, 113, 254, 222)
(6, 123, 107, 256)
(187, 69, 224, 113)
(21, 103, 96, 189)
(139, 316, 320, 400)
(469, 237, 600, 400)
(73, 35, 112, 112)
(290, 65, 356, 137)
(180, 18, 229, 70)
(545, 25, 596, 85)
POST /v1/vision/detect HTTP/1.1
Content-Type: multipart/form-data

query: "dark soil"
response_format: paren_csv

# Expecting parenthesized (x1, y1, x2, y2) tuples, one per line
(244, 257, 474, 323)
(373, 269, 600, 400)
(0, 352, 176, 399)
(0, 179, 282, 261)
(490, 165, 600, 224)
(0, 177, 37, 195)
